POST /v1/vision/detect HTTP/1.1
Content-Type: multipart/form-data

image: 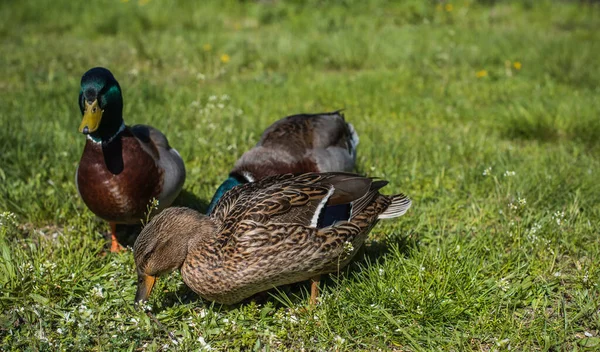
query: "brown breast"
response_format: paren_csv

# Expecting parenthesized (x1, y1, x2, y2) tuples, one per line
(77, 131, 163, 224)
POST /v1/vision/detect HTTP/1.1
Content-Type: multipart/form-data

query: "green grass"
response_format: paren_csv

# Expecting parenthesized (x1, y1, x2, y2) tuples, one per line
(1, 0, 600, 350)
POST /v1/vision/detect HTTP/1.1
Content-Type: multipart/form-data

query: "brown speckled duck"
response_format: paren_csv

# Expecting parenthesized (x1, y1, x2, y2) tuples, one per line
(205, 111, 359, 214)
(134, 172, 411, 305)
(76, 67, 186, 252)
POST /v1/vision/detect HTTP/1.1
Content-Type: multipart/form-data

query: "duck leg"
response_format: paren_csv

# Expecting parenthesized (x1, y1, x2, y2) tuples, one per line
(310, 275, 321, 305)
(109, 222, 125, 252)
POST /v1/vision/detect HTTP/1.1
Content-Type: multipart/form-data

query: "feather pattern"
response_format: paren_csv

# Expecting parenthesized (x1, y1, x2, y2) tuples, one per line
(134, 172, 411, 305)
(206, 111, 358, 214)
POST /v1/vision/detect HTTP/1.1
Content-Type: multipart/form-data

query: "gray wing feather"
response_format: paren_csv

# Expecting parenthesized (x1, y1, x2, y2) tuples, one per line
(131, 124, 186, 210)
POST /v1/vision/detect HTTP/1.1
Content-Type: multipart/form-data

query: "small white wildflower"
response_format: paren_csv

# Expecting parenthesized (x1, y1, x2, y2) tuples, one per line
(378, 268, 384, 276)
(196, 73, 206, 81)
(91, 285, 104, 299)
(220, 94, 230, 101)
(585, 331, 593, 337)
(198, 336, 212, 350)
(130, 318, 139, 326)
(343, 241, 354, 256)
(553, 272, 561, 278)
(217, 103, 225, 109)
(0, 211, 18, 228)
(503, 170, 516, 177)
(552, 211, 565, 226)
(334, 335, 346, 345)
(482, 167, 492, 176)
(518, 197, 526, 206)
(222, 318, 229, 324)
(530, 223, 542, 234)
(208, 95, 217, 102)
(497, 277, 510, 292)
(508, 202, 518, 210)
(420, 266, 425, 272)
(56, 328, 63, 335)
(583, 273, 589, 283)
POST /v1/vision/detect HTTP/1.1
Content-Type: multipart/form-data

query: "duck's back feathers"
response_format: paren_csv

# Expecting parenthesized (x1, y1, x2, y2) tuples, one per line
(185, 172, 410, 304)
(206, 112, 359, 215)
(210, 173, 373, 229)
(231, 111, 359, 180)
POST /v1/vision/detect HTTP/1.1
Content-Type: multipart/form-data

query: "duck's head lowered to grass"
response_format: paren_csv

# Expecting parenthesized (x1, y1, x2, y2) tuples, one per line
(133, 172, 411, 306)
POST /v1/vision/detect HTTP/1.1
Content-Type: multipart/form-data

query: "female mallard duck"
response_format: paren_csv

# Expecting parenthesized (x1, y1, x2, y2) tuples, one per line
(76, 67, 186, 252)
(205, 111, 359, 214)
(134, 172, 411, 305)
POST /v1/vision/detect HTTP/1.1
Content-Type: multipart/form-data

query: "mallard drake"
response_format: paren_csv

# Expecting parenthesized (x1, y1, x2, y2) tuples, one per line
(134, 172, 411, 305)
(76, 67, 186, 252)
(205, 111, 359, 214)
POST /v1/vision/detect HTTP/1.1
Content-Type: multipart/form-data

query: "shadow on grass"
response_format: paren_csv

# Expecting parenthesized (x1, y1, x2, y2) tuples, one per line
(500, 111, 600, 150)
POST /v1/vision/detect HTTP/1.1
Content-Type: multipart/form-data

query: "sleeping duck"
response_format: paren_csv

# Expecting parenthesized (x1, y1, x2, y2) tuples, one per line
(76, 67, 186, 252)
(206, 111, 359, 214)
(134, 172, 411, 305)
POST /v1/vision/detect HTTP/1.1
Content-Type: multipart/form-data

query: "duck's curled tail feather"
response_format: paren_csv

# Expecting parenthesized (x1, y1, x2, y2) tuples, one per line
(378, 194, 412, 219)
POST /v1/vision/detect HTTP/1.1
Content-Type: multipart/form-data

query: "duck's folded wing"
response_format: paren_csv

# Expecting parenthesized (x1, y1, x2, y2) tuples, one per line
(130, 124, 186, 206)
(229, 220, 362, 276)
(211, 172, 373, 229)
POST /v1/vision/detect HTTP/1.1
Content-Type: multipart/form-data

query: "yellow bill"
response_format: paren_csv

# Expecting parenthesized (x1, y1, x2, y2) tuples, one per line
(79, 99, 103, 134)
